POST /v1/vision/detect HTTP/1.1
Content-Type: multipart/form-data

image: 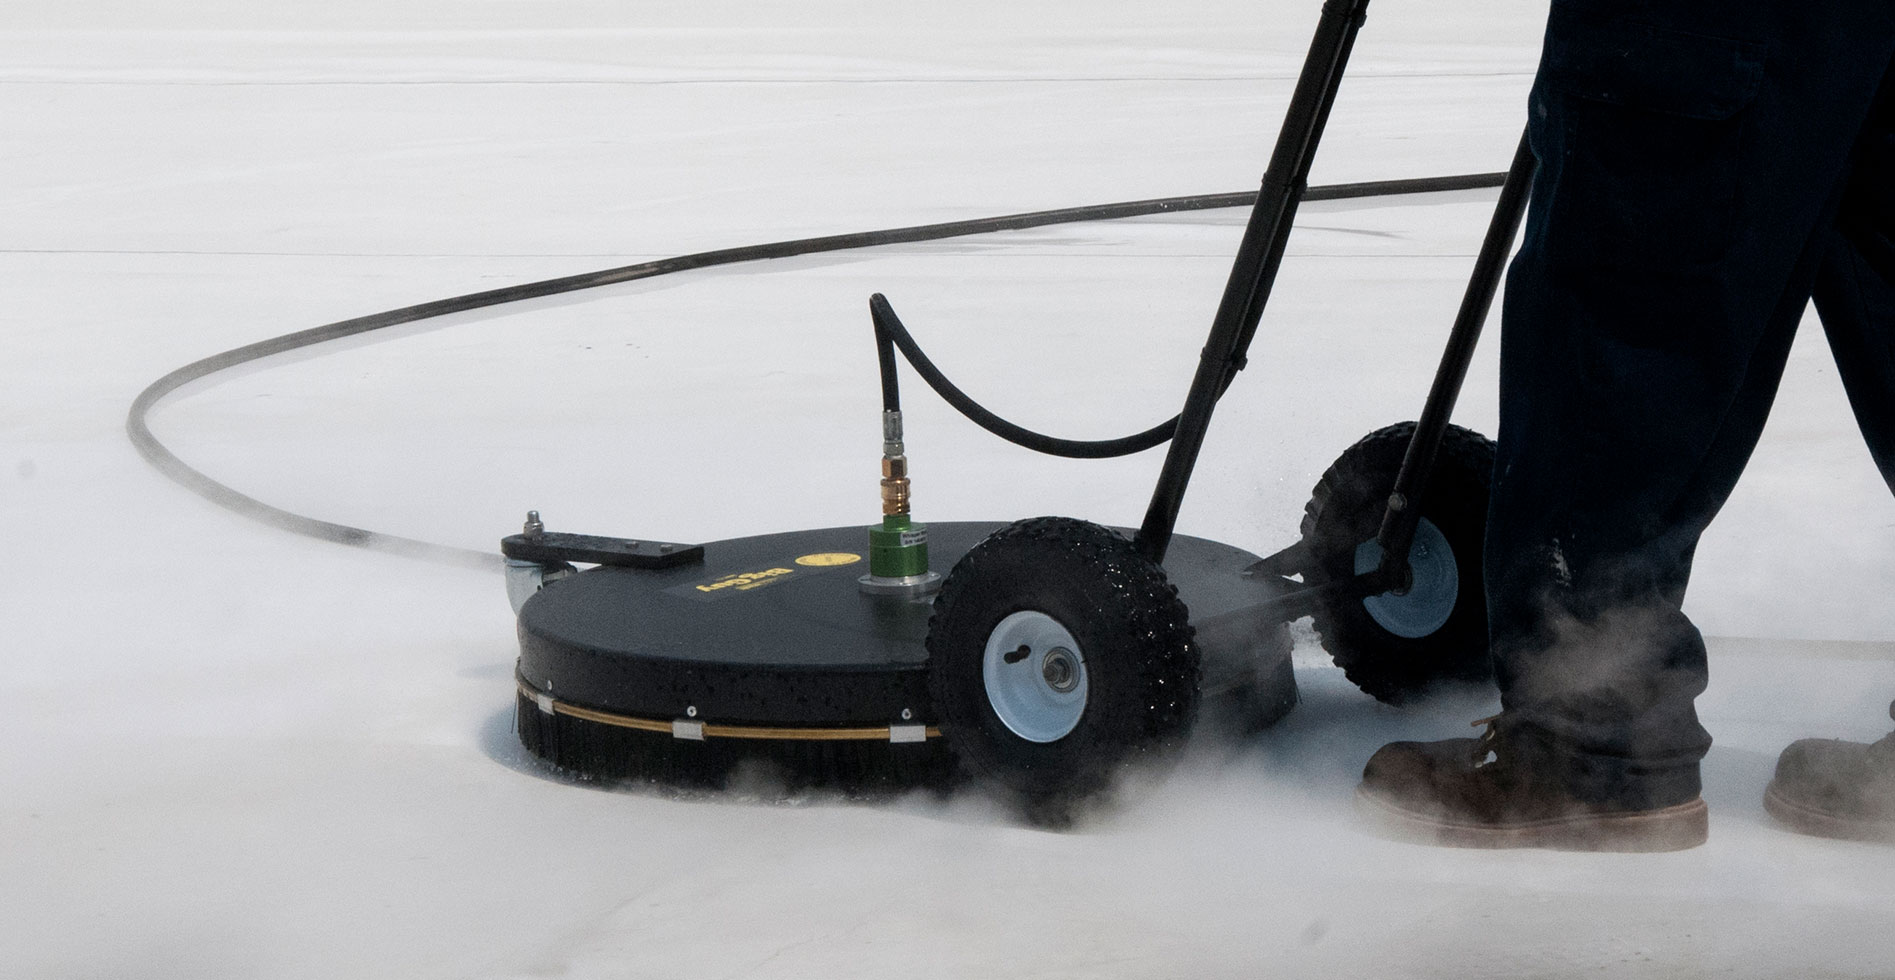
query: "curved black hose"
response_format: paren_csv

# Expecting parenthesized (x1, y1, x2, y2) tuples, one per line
(870, 293, 1180, 459)
(127, 170, 1505, 568)
(864, 172, 1509, 459)
(872, 308, 903, 415)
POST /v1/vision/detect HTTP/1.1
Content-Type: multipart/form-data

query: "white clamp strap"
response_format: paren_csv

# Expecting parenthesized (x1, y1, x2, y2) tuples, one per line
(888, 724, 927, 744)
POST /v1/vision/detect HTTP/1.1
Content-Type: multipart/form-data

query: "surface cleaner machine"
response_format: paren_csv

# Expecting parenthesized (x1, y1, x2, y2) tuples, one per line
(502, 0, 1538, 807)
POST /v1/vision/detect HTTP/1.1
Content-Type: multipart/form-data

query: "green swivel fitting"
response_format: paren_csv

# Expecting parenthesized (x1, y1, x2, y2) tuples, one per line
(869, 512, 930, 579)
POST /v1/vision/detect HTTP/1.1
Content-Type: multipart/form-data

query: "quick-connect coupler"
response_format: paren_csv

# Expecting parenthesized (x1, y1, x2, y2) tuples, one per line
(861, 409, 941, 597)
(880, 445, 912, 519)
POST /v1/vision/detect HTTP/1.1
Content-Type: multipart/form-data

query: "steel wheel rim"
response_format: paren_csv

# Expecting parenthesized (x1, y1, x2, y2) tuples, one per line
(1353, 517, 1459, 639)
(982, 610, 1089, 743)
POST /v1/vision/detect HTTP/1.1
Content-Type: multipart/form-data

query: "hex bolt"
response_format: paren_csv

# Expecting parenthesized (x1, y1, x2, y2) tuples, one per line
(1042, 648, 1079, 693)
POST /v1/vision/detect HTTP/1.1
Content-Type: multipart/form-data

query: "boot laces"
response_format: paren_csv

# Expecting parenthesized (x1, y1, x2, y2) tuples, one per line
(1470, 714, 1503, 768)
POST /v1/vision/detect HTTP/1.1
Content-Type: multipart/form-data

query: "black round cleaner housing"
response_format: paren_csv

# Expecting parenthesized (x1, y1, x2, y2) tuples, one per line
(488, 0, 1539, 807)
(509, 520, 1296, 793)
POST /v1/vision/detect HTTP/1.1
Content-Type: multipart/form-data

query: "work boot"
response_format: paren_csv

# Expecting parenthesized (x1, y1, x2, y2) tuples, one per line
(1355, 715, 1709, 852)
(1763, 702, 1895, 844)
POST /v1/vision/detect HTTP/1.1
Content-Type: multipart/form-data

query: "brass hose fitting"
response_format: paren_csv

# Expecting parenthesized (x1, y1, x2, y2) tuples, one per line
(881, 455, 910, 516)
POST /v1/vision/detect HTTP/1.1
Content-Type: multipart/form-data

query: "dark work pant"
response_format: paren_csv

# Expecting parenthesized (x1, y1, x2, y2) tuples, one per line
(1489, 0, 1895, 807)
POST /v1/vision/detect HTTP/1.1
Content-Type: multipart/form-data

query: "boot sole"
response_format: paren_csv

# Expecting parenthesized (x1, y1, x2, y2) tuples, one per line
(1763, 781, 1895, 844)
(1354, 787, 1709, 852)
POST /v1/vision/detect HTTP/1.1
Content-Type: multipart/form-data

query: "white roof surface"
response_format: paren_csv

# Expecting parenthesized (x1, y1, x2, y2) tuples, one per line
(7, 1, 1895, 976)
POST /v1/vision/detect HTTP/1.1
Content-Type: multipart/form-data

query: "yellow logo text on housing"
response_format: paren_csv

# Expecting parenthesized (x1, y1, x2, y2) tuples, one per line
(695, 567, 795, 593)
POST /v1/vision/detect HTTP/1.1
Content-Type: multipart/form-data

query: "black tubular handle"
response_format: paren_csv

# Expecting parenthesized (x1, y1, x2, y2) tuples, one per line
(1371, 130, 1536, 575)
(1135, 0, 1375, 564)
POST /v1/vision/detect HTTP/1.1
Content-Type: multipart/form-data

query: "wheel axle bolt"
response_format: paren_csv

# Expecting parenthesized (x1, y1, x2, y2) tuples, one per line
(1042, 648, 1079, 693)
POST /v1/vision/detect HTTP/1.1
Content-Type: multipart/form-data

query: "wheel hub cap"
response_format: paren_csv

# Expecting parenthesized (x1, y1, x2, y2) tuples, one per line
(1353, 517, 1459, 638)
(982, 611, 1089, 742)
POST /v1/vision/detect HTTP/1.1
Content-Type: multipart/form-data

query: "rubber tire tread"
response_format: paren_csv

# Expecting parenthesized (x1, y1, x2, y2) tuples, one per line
(925, 517, 1199, 806)
(1300, 421, 1495, 703)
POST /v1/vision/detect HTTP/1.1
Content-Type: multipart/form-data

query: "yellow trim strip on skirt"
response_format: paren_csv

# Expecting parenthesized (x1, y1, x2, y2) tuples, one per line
(517, 677, 940, 741)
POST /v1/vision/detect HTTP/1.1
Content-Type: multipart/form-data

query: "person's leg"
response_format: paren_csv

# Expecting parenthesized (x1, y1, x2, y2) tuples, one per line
(1358, 0, 1895, 849)
(1764, 62, 1895, 843)
(1813, 60, 1895, 494)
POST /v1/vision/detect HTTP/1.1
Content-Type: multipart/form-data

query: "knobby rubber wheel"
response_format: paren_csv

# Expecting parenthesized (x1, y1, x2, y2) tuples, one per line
(925, 517, 1200, 809)
(1300, 421, 1495, 703)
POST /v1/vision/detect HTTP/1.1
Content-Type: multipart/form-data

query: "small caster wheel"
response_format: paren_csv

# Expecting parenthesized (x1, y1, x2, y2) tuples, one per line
(1300, 421, 1494, 703)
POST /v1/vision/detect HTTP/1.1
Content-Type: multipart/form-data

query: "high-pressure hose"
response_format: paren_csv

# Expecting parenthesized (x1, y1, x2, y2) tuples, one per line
(127, 171, 1505, 569)
(868, 294, 1179, 461)
(861, 169, 1506, 463)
